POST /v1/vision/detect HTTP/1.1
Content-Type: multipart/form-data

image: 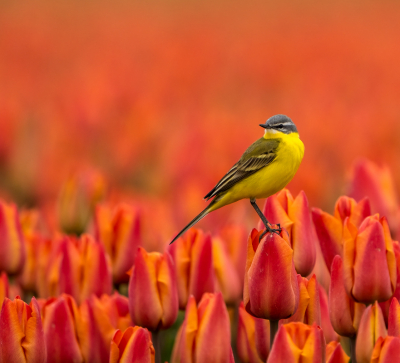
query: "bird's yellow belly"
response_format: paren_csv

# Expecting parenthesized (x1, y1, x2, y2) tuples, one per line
(211, 135, 304, 210)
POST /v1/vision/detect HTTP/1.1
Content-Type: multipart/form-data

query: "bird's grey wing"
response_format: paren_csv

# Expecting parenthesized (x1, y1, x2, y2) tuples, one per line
(204, 137, 280, 200)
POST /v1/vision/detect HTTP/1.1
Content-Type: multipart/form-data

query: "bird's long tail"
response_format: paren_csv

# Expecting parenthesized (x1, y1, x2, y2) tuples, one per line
(169, 201, 214, 245)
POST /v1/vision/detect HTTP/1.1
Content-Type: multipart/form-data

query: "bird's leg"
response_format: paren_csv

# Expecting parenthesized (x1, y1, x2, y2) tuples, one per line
(250, 198, 282, 239)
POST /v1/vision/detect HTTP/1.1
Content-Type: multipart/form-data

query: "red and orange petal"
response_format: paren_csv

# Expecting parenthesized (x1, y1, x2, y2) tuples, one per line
(326, 342, 349, 363)
(371, 336, 400, 363)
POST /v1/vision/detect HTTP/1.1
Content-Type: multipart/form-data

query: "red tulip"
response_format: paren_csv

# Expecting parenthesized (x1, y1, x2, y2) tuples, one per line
(326, 342, 349, 363)
(388, 297, 400, 337)
(168, 228, 215, 309)
(318, 285, 338, 343)
(244, 229, 299, 320)
(93, 203, 141, 283)
(329, 255, 365, 337)
(0, 296, 46, 363)
(261, 189, 316, 276)
(109, 327, 155, 363)
(254, 317, 270, 362)
(267, 322, 325, 363)
(0, 200, 26, 275)
(356, 302, 387, 363)
(312, 196, 370, 273)
(371, 336, 400, 363)
(343, 215, 397, 303)
(128, 247, 178, 331)
(171, 293, 234, 363)
(0, 272, 9, 309)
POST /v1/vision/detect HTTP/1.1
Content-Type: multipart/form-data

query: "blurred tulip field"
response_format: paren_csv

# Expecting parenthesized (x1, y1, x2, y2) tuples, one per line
(1, 0, 400, 362)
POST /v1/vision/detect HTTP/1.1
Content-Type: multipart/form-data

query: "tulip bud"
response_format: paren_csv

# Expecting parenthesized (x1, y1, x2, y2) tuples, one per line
(267, 322, 325, 363)
(318, 285, 338, 343)
(128, 247, 178, 331)
(168, 228, 215, 309)
(93, 203, 141, 284)
(343, 215, 397, 303)
(171, 293, 234, 363)
(371, 336, 400, 363)
(0, 272, 9, 309)
(237, 302, 264, 363)
(356, 302, 387, 363)
(0, 296, 46, 363)
(261, 189, 315, 276)
(388, 297, 400, 337)
(329, 255, 365, 337)
(312, 196, 370, 273)
(326, 342, 349, 363)
(110, 327, 155, 363)
(244, 229, 299, 320)
(0, 200, 26, 275)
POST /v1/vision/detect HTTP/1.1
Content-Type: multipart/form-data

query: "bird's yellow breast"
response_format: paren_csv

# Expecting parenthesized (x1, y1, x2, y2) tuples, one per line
(210, 131, 304, 211)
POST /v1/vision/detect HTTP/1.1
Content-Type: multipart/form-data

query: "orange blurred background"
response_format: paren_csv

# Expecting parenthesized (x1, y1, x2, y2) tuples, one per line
(1, 0, 400, 241)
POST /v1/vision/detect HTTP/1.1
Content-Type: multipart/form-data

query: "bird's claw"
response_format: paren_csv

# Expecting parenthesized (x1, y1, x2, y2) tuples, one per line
(259, 224, 282, 240)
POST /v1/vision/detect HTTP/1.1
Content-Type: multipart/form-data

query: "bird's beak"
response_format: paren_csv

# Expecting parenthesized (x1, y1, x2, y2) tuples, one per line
(259, 123, 268, 129)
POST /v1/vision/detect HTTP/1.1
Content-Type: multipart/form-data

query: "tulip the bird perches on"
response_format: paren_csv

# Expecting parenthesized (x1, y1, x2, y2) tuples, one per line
(170, 114, 304, 244)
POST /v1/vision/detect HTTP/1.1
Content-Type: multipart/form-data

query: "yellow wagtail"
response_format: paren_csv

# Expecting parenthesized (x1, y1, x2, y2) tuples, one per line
(170, 114, 304, 244)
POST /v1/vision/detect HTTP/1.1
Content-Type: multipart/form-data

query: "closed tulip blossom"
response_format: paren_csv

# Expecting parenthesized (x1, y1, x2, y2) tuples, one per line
(93, 203, 142, 284)
(261, 189, 315, 276)
(171, 293, 234, 363)
(0, 272, 9, 308)
(371, 336, 400, 363)
(267, 322, 325, 363)
(343, 215, 396, 304)
(388, 297, 400, 337)
(110, 327, 155, 363)
(244, 229, 299, 321)
(0, 296, 46, 363)
(356, 302, 387, 363)
(254, 317, 270, 362)
(312, 196, 371, 272)
(168, 228, 215, 309)
(326, 342, 349, 363)
(128, 247, 178, 331)
(318, 285, 338, 343)
(0, 200, 26, 275)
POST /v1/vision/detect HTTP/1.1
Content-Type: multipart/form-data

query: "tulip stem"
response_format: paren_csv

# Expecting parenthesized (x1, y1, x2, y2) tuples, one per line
(350, 336, 357, 363)
(270, 319, 279, 349)
(152, 330, 161, 363)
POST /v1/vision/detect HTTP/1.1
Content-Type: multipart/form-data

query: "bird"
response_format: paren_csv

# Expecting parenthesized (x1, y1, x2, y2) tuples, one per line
(169, 114, 304, 244)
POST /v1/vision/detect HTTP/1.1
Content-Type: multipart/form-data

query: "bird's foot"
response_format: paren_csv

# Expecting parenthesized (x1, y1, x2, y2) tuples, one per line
(259, 223, 282, 240)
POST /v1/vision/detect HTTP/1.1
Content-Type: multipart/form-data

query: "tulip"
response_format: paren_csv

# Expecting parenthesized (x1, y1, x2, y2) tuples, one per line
(0, 200, 26, 275)
(312, 196, 370, 273)
(326, 342, 349, 363)
(318, 285, 338, 343)
(244, 228, 299, 320)
(128, 247, 178, 331)
(329, 255, 365, 337)
(168, 228, 215, 309)
(93, 203, 141, 284)
(356, 302, 387, 363)
(371, 336, 400, 363)
(110, 327, 155, 363)
(261, 189, 315, 276)
(388, 297, 400, 337)
(282, 274, 321, 326)
(237, 302, 264, 363)
(58, 169, 107, 235)
(267, 322, 325, 363)
(0, 272, 9, 308)
(343, 215, 397, 303)
(348, 159, 400, 233)
(0, 296, 46, 363)
(171, 293, 234, 363)
(254, 316, 270, 362)
(41, 294, 83, 363)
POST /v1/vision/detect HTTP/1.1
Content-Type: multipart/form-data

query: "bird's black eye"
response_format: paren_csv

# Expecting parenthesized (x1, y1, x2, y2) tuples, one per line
(276, 124, 283, 128)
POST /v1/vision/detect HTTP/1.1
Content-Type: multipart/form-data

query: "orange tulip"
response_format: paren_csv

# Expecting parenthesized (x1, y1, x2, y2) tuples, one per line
(0, 200, 26, 275)
(110, 327, 155, 363)
(168, 228, 215, 309)
(237, 302, 264, 363)
(0, 272, 9, 309)
(371, 336, 400, 363)
(41, 294, 83, 363)
(312, 196, 370, 273)
(356, 302, 387, 363)
(329, 255, 365, 337)
(326, 342, 349, 363)
(261, 189, 316, 276)
(343, 215, 397, 304)
(171, 293, 234, 363)
(348, 159, 400, 233)
(267, 322, 325, 363)
(128, 247, 178, 331)
(93, 203, 141, 283)
(0, 296, 46, 363)
(244, 229, 299, 320)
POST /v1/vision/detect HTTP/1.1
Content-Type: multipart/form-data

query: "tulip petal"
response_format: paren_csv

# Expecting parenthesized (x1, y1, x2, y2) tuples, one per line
(371, 336, 400, 363)
(388, 297, 400, 337)
(326, 342, 349, 363)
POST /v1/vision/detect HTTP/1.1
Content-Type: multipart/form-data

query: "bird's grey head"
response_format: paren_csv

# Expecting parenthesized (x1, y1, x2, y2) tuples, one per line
(259, 114, 298, 134)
